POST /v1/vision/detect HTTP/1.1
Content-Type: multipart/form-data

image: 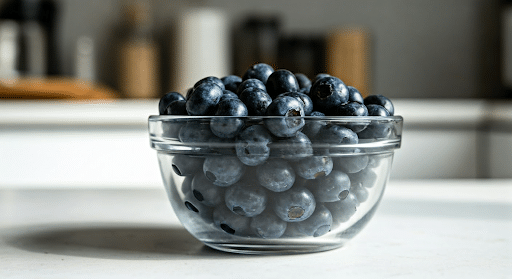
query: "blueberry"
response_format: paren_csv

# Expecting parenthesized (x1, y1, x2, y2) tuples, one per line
(213, 204, 251, 236)
(299, 85, 311, 95)
(183, 191, 214, 224)
(347, 86, 364, 104)
(178, 121, 214, 143)
(309, 76, 349, 115)
(257, 159, 296, 192)
(348, 168, 378, 189)
(191, 172, 226, 207)
(324, 192, 358, 225)
(366, 104, 391, 117)
(235, 125, 273, 166)
(194, 76, 225, 91)
(250, 208, 287, 239)
(337, 102, 369, 133)
(364, 94, 394, 116)
(242, 63, 274, 83)
(294, 156, 333, 180)
(301, 118, 327, 140)
(224, 180, 268, 217)
(350, 182, 369, 204)
(185, 87, 194, 100)
(315, 124, 358, 154)
(237, 78, 267, 95)
(210, 98, 248, 138)
(186, 82, 223, 116)
(270, 131, 313, 161)
(279, 92, 314, 116)
(273, 187, 316, 222)
(265, 69, 300, 99)
(171, 155, 204, 176)
(219, 90, 239, 102)
(221, 75, 242, 93)
(161, 119, 183, 139)
(264, 96, 305, 138)
(163, 99, 187, 115)
(181, 175, 194, 196)
(159, 92, 186, 115)
(294, 73, 312, 89)
(307, 170, 351, 202)
(311, 73, 331, 87)
(334, 150, 369, 173)
(358, 104, 393, 139)
(295, 204, 332, 237)
(203, 156, 245, 187)
(310, 111, 325, 117)
(239, 87, 272, 116)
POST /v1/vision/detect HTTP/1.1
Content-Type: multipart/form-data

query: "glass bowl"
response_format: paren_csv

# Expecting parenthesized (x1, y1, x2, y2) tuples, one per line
(148, 115, 402, 254)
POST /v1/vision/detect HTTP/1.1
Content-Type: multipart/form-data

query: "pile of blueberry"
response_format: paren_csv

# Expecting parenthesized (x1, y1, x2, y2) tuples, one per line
(158, 63, 395, 239)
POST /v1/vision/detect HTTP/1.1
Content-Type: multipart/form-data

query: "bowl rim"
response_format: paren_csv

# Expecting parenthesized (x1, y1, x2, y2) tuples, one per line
(148, 115, 403, 122)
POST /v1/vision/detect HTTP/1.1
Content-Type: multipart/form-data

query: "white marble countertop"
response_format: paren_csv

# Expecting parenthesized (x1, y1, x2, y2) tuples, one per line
(0, 180, 511, 278)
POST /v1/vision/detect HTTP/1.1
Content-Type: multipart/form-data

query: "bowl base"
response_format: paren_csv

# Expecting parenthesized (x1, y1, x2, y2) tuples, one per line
(203, 241, 344, 255)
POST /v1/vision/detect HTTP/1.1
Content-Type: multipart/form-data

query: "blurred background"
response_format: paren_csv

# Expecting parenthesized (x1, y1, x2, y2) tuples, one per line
(0, 0, 511, 188)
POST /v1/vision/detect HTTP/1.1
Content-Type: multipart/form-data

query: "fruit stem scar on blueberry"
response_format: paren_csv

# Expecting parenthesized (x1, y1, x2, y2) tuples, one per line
(288, 206, 305, 219)
(314, 171, 326, 178)
(287, 108, 301, 117)
(318, 84, 333, 100)
(338, 190, 349, 200)
(184, 201, 199, 213)
(193, 190, 204, 201)
(220, 224, 236, 235)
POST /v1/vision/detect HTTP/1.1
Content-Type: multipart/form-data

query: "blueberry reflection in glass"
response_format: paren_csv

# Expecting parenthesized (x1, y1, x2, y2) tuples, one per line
(235, 125, 273, 166)
(307, 170, 351, 202)
(257, 159, 296, 192)
(294, 156, 333, 180)
(203, 156, 245, 187)
(250, 208, 287, 239)
(191, 172, 226, 207)
(273, 187, 316, 222)
(225, 181, 268, 217)
(210, 98, 248, 139)
(295, 204, 333, 237)
(270, 131, 313, 161)
(213, 204, 251, 236)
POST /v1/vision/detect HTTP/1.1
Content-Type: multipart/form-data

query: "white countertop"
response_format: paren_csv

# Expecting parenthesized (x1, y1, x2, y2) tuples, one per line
(1, 180, 511, 278)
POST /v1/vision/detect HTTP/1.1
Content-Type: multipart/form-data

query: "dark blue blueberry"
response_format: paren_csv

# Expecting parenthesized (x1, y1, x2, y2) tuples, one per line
(224, 180, 268, 217)
(210, 98, 248, 139)
(265, 69, 300, 99)
(366, 104, 391, 117)
(309, 76, 349, 115)
(310, 111, 325, 117)
(315, 124, 358, 154)
(171, 155, 204, 176)
(239, 87, 272, 116)
(213, 204, 251, 236)
(178, 121, 214, 143)
(333, 151, 369, 174)
(191, 172, 226, 207)
(219, 90, 239, 102)
(235, 125, 273, 166)
(358, 104, 393, 139)
(279, 92, 314, 116)
(185, 87, 194, 100)
(264, 96, 305, 138)
(347, 86, 364, 104)
(299, 85, 311, 95)
(301, 118, 327, 141)
(294, 73, 312, 89)
(186, 82, 223, 116)
(237, 78, 267, 95)
(294, 156, 333, 180)
(273, 187, 316, 222)
(350, 182, 369, 204)
(295, 204, 332, 237)
(242, 63, 274, 83)
(257, 159, 296, 192)
(161, 119, 183, 139)
(250, 208, 287, 239)
(221, 75, 242, 93)
(163, 99, 187, 115)
(183, 191, 214, 224)
(203, 156, 245, 187)
(159, 92, 186, 115)
(194, 76, 225, 90)
(324, 192, 358, 226)
(337, 102, 369, 133)
(311, 73, 331, 87)
(348, 168, 378, 189)
(270, 131, 313, 161)
(308, 170, 351, 202)
(364, 94, 394, 116)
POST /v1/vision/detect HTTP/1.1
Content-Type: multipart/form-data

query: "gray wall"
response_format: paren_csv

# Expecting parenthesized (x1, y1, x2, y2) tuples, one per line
(1, 0, 497, 99)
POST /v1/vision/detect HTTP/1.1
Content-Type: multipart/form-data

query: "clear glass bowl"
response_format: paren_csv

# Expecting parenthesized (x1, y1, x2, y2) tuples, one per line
(148, 115, 402, 254)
